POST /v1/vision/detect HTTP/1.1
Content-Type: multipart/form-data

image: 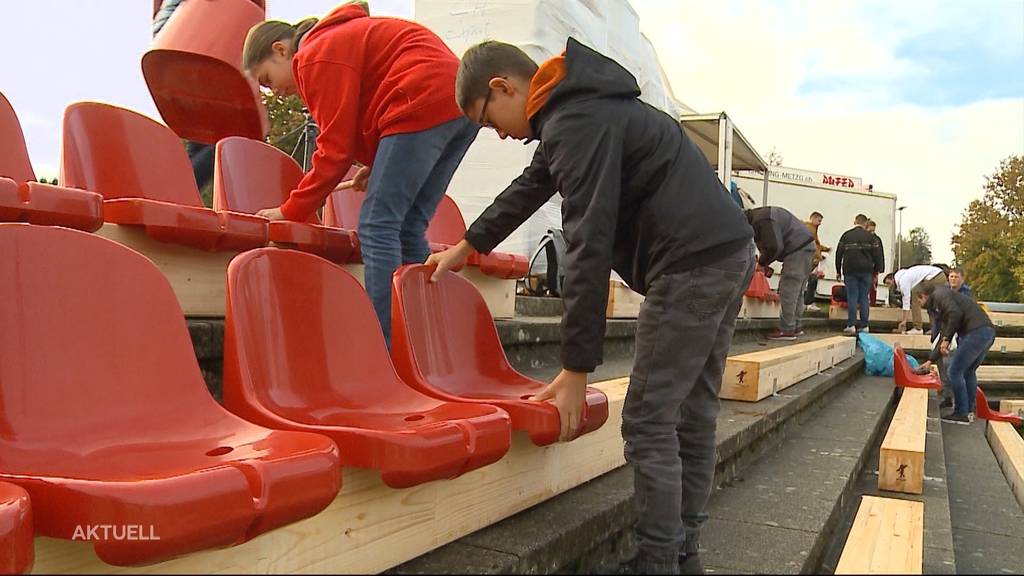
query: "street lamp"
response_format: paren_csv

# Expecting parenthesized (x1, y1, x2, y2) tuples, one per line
(896, 205, 907, 270)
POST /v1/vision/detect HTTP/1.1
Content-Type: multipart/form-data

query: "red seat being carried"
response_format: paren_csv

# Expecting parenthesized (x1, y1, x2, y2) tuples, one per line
(215, 137, 357, 263)
(224, 249, 511, 488)
(893, 344, 941, 390)
(61, 102, 268, 251)
(143, 0, 268, 144)
(976, 388, 1023, 425)
(831, 284, 848, 308)
(0, 482, 33, 574)
(391, 265, 609, 446)
(0, 92, 102, 232)
(0, 224, 339, 566)
(745, 268, 780, 302)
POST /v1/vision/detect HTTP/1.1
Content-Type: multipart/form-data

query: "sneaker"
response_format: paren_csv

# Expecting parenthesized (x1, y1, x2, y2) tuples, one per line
(968, 412, 976, 423)
(858, 326, 871, 334)
(843, 326, 857, 335)
(679, 553, 705, 575)
(941, 412, 970, 424)
(907, 328, 924, 335)
(795, 329, 806, 336)
(768, 329, 798, 341)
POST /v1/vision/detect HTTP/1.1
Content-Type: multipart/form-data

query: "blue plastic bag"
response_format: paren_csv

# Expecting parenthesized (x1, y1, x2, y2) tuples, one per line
(857, 332, 920, 377)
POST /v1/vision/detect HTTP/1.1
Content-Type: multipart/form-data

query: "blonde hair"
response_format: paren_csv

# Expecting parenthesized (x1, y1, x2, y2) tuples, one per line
(242, 17, 318, 72)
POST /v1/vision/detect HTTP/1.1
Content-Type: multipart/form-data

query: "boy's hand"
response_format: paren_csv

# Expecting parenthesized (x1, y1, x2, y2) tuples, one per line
(257, 207, 286, 221)
(914, 361, 933, 375)
(532, 369, 588, 442)
(896, 320, 907, 334)
(425, 240, 473, 282)
(939, 339, 950, 356)
(352, 166, 371, 192)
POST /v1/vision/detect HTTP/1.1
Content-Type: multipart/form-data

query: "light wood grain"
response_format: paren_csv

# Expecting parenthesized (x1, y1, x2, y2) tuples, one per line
(720, 336, 856, 402)
(32, 378, 629, 574)
(872, 333, 1024, 354)
(879, 388, 928, 495)
(606, 280, 644, 318)
(987, 420, 1024, 512)
(980, 366, 1024, 383)
(737, 296, 781, 320)
(829, 305, 929, 325)
(998, 399, 1024, 419)
(835, 495, 923, 574)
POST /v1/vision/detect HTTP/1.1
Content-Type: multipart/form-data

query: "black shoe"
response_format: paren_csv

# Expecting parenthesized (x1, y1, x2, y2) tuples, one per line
(939, 398, 953, 410)
(679, 553, 705, 575)
(941, 411, 970, 424)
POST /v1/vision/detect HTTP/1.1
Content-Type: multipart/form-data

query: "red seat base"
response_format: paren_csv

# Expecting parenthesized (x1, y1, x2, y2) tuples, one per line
(0, 178, 103, 232)
(977, 388, 1024, 425)
(268, 221, 356, 263)
(893, 345, 942, 389)
(0, 481, 33, 574)
(103, 198, 267, 251)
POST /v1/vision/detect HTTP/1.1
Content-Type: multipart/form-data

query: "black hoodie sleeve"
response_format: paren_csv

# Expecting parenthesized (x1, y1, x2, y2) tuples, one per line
(752, 219, 782, 267)
(464, 146, 557, 254)
(927, 290, 962, 362)
(873, 234, 885, 274)
(543, 112, 622, 373)
(835, 230, 848, 275)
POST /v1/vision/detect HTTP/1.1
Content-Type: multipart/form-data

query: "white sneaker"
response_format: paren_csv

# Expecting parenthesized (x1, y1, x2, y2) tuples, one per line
(907, 328, 924, 335)
(968, 412, 976, 423)
(858, 326, 871, 334)
(843, 326, 857, 335)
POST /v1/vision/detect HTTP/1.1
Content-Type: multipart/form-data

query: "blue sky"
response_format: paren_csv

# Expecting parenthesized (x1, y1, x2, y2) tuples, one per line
(1, 0, 1021, 262)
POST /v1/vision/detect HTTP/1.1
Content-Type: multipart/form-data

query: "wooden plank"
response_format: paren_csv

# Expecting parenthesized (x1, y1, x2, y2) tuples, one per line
(720, 336, 856, 402)
(988, 311, 1024, 328)
(879, 387, 928, 495)
(737, 296, 781, 320)
(32, 378, 629, 574)
(998, 399, 1024, 419)
(987, 420, 1024, 512)
(606, 280, 644, 318)
(95, 223, 239, 317)
(828, 305, 929, 325)
(980, 366, 1024, 383)
(872, 333, 1024, 354)
(835, 495, 923, 574)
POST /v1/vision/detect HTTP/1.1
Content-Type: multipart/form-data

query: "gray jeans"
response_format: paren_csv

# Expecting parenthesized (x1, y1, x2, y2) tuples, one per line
(778, 245, 816, 331)
(622, 242, 755, 567)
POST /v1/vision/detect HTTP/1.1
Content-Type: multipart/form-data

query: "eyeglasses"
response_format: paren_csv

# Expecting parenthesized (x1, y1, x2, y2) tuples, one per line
(477, 86, 493, 127)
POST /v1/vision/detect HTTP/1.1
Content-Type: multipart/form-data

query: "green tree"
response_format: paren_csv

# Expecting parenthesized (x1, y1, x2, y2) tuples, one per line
(262, 93, 312, 166)
(951, 155, 1024, 302)
(898, 226, 932, 266)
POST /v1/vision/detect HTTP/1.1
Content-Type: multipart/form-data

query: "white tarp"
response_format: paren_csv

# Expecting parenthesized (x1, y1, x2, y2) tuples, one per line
(414, 0, 682, 258)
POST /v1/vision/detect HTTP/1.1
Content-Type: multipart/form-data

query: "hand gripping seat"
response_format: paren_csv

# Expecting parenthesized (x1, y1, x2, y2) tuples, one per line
(223, 249, 511, 488)
(214, 137, 357, 262)
(142, 0, 268, 144)
(893, 345, 942, 390)
(427, 195, 529, 279)
(0, 92, 102, 231)
(0, 482, 33, 574)
(390, 265, 609, 446)
(61, 102, 268, 251)
(0, 224, 339, 566)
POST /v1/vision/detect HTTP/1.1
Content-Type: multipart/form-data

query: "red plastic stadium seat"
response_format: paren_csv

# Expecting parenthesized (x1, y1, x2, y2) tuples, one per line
(143, 0, 268, 144)
(223, 249, 511, 488)
(745, 268, 780, 302)
(391, 265, 609, 446)
(892, 344, 941, 390)
(61, 102, 268, 251)
(0, 224, 339, 566)
(0, 92, 102, 232)
(831, 284, 848, 308)
(0, 482, 33, 574)
(976, 388, 1023, 425)
(215, 137, 357, 262)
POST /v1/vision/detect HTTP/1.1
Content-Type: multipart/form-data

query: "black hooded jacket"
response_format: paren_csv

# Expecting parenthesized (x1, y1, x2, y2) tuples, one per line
(464, 38, 753, 372)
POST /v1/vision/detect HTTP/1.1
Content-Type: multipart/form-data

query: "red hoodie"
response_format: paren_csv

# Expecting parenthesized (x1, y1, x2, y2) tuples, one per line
(280, 3, 463, 221)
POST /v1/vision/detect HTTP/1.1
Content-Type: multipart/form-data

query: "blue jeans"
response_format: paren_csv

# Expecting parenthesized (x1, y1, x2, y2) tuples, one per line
(948, 326, 996, 416)
(844, 273, 872, 329)
(359, 116, 479, 347)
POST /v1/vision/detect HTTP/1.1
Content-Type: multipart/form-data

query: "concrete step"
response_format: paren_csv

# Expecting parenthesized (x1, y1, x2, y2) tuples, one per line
(822, 392, 957, 574)
(389, 351, 866, 574)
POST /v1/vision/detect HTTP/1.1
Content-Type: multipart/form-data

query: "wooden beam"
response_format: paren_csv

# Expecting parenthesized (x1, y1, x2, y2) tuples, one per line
(737, 296, 781, 320)
(989, 311, 1024, 328)
(606, 280, 644, 318)
(980, 366, 1024, 384)
(872, 333, 1024, 355)
(987, 420, 1024, 512)
(835, 495, 923, 575)
(998, 399, 1024, 419)
(879, 387, 928, 495)
(95, 224, 239, 317)
(828, 305, 929, 325)
(720, 336, 856, 402)
(32, 379, 629, 574)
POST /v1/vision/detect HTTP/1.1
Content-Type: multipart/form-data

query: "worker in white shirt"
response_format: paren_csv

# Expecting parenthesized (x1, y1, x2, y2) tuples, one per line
(883, 264, 948, 334)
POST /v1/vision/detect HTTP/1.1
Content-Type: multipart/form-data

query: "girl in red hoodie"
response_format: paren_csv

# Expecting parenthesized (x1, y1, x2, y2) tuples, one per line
(243, 2, 478, 346)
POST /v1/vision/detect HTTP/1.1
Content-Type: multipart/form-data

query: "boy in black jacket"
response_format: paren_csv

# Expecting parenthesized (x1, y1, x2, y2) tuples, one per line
(835, 214, 884, 334)
(428, 38, 754, 574)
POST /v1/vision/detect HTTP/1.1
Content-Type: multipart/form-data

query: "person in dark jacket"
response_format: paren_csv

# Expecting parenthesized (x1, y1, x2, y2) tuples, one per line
(428, 38, 754, 575)
(916, 284, 995, 423)
(835, 214, 884, 334)
(746, 206, 816, 340)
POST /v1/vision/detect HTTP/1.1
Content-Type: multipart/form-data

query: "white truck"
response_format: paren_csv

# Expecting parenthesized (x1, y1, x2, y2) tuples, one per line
(734, 166, 898, 302)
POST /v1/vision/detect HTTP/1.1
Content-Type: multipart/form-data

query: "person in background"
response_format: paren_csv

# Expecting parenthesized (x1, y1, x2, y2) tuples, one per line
(835, 214, 882, 334)
(949, 268, 974, 298)
(804, 211, 829, 305)
(745, 206, 816, 340)
(883, 264, 948, 334)
(865, 219, 884, 306)
(916, 283, 995, 423)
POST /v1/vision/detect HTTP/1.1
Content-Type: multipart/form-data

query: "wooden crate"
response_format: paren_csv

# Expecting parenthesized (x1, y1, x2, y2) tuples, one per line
(720, 336, 856, 402)
(878, 387, 928, 495)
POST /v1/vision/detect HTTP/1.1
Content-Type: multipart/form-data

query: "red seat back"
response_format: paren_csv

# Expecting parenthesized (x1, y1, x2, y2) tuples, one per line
(322, 178, 364, 230)
(390, 265, 525, 397)
(214, 137, 318, 223)
(0, 224, 218, 444)
(225, 249, 420, 421)
(976, 388, 1023, 425)
(143, 0, 268, 144)
(426, 195, 468, 246)
(0, 93, 35, 183)
(61, 102, 204, 207)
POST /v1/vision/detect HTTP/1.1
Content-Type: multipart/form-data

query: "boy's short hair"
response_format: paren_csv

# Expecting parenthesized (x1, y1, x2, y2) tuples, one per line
(854, 214, 868, 225)
(456, 41, 539, 113)
(883, 272, 896, 284)
(951, 267, 965, 277)
(810, 211, 823, 219)
(866, 219, 876, 227)
(919, 282, 940, 297)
